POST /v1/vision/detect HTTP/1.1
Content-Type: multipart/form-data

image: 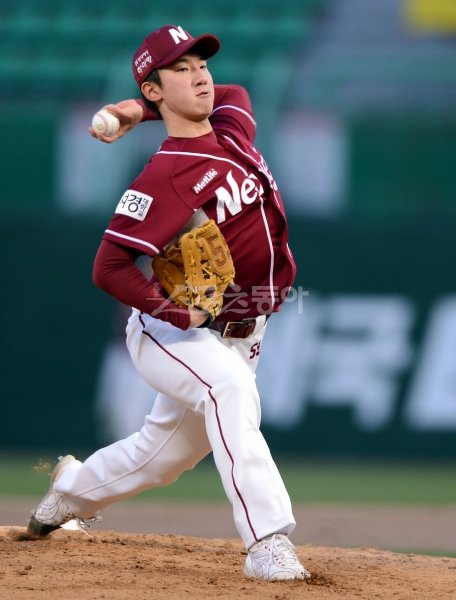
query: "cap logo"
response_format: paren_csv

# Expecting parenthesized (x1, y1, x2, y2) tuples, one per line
(135, 50, 152, 76)
(168, 26, 189, 45)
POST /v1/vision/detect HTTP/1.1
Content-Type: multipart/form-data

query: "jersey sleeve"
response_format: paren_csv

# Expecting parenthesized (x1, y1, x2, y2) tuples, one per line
(93, 239, 190, 329)
(210, 85, 257, 144)
(137, 99, 161, 122)
(103, 158, 195, 257)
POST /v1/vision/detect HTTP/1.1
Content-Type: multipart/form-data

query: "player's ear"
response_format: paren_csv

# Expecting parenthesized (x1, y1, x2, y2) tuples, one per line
(141, 81, 163, 104)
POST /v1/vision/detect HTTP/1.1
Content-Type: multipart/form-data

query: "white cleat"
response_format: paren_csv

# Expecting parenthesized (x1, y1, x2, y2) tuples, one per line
(244, 534, 311, 581)
(26, 455, 97, 538)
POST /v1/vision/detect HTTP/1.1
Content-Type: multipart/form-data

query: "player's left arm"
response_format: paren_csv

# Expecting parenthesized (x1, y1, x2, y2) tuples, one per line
(93, 239, 208, 329)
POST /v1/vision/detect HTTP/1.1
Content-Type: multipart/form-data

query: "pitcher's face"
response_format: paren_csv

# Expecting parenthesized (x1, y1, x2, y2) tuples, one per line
(145, 54, 215, 124)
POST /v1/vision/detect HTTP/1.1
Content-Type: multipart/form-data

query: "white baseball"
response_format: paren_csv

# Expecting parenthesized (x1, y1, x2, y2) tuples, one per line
(91, 109, 120, 137)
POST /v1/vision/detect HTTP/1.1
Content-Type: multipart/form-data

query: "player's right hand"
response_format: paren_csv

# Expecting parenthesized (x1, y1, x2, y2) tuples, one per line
(89, 100, 144, 143)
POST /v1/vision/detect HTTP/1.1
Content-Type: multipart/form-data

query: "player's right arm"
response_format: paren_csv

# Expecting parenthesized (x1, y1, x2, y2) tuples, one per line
(88, 100, 144, 143)
(91, 85, 256, 144)
(209, 85, 257, 143)
(139, 84, 257, 142)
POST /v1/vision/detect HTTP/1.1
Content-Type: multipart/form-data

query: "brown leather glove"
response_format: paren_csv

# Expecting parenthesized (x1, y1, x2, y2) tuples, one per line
(152, 220, 235, 319)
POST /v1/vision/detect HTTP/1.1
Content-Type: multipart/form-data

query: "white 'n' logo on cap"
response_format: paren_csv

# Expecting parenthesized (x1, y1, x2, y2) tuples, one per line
(169, 26, 189, 45)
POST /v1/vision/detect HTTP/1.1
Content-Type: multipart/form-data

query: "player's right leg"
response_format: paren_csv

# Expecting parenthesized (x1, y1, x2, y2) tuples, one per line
(127, 313, 297, 551)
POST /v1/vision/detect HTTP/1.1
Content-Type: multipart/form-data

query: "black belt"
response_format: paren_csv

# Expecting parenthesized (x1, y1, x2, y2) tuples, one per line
(209, 316, 268, 339)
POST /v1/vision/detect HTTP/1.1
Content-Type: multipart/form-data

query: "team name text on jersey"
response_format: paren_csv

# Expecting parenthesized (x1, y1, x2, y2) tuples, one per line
(215, 171, 264, 223)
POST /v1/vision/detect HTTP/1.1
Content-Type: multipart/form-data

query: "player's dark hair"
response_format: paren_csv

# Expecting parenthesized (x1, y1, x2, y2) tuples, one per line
(141, 69, 162, 118)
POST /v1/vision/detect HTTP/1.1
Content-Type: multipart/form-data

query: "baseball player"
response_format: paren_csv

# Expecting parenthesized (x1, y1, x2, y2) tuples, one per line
(27, 24, 310, 582)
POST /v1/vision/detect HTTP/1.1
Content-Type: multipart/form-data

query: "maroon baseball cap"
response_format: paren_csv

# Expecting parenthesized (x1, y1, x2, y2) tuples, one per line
(132, 24, 220, 86)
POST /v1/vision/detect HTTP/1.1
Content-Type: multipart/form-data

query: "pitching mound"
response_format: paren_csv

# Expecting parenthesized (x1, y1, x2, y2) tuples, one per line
(1, 527, 455, 599)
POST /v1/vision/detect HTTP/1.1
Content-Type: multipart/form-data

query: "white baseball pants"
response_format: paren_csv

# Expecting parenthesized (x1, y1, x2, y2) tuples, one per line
(55, 309, 296, 548)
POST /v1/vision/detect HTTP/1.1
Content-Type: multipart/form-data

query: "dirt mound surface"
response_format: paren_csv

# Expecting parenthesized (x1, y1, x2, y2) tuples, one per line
(1, 526, 455, 599)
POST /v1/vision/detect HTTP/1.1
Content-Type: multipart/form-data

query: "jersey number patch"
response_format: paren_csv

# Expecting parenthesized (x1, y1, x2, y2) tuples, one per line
(249, 341, 261, 359)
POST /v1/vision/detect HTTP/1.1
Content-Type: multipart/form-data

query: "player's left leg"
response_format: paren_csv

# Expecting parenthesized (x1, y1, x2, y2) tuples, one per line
(28, 393, 211, 533)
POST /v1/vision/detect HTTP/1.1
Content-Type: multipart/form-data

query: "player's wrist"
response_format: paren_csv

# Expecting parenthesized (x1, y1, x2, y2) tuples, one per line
(197, 314, 213, 328)
(188, 307, 212, 329)
(136, 99, 158, 122)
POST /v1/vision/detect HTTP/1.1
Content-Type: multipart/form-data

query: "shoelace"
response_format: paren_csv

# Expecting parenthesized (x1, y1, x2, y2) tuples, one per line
(270, 535, 300, 566)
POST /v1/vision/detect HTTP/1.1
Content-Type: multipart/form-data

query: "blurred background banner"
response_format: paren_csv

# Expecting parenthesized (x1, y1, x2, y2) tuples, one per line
(1, 0, 455, 457)
(258, 217, 456, 458)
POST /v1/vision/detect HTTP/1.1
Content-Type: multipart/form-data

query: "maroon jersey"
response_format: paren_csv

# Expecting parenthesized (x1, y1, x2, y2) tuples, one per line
(103, 85, 296, 320)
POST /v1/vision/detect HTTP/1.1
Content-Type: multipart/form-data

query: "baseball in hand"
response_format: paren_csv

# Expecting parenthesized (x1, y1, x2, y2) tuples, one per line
(91, 109, 120, 137)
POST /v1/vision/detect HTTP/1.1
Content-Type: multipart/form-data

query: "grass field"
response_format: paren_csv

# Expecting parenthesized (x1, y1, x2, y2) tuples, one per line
(1, 452, 455, 505)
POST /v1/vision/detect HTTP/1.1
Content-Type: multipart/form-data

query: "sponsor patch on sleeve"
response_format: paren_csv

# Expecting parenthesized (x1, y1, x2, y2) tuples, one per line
(115, 189, 153, 221)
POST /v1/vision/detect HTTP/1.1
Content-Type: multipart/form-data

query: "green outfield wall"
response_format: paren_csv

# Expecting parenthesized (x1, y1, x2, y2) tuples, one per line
(1, 214, 455, 457)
